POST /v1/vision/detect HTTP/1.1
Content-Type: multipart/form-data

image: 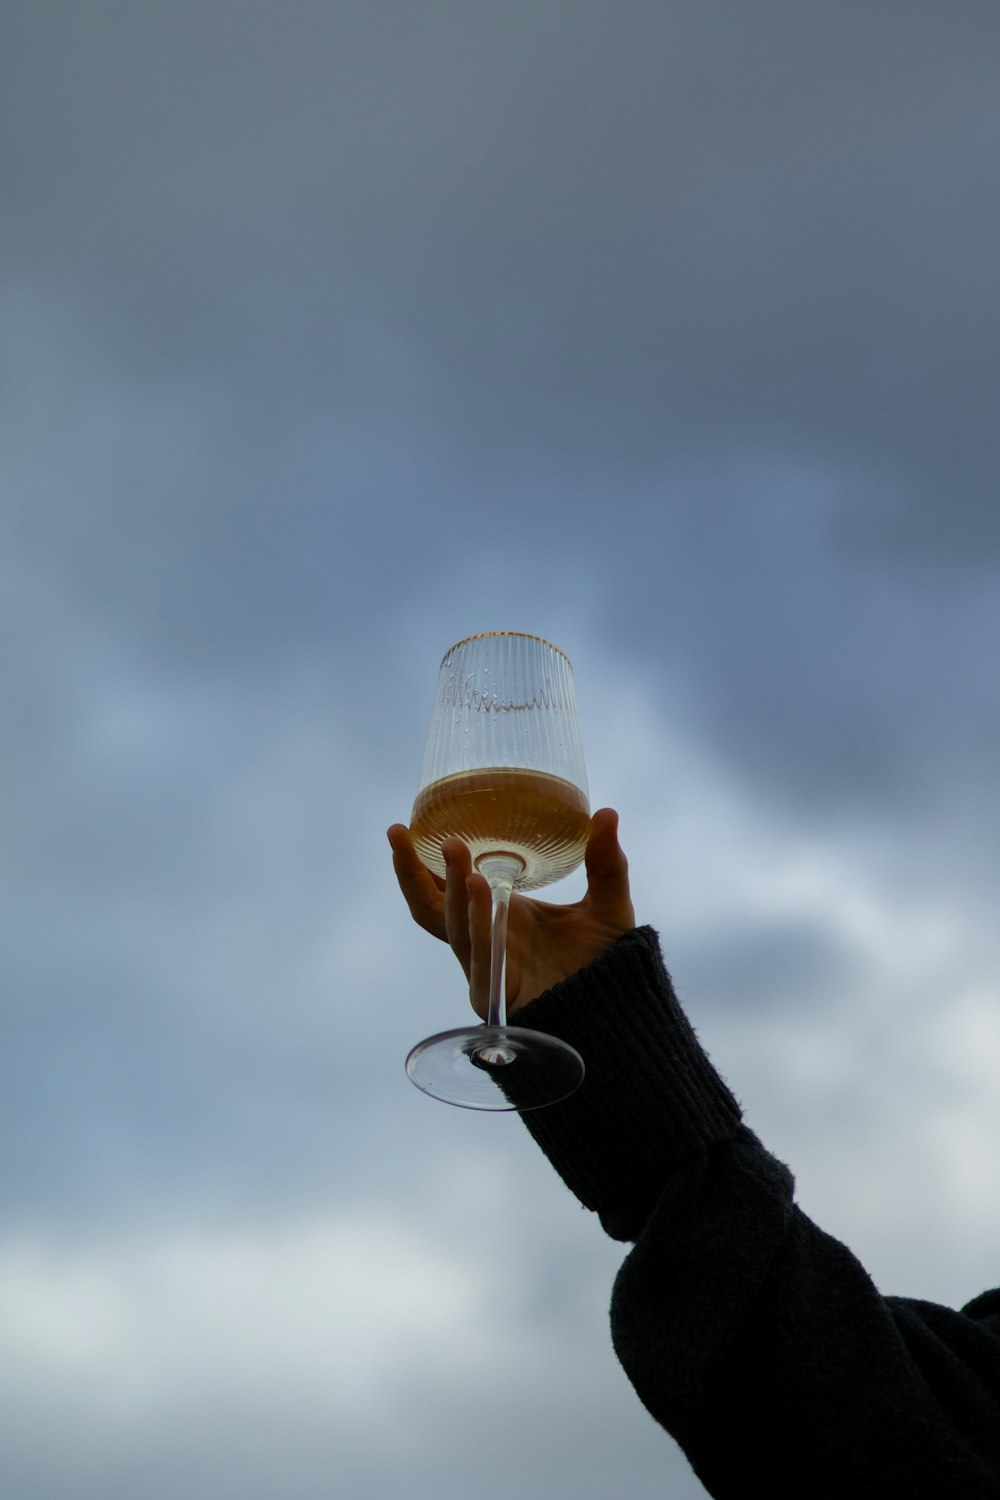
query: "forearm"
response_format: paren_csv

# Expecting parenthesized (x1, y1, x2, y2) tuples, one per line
(611, 1131, 1000, 1497)
(515, 928, 1000, 1498)
(513, 926, 743, 1241)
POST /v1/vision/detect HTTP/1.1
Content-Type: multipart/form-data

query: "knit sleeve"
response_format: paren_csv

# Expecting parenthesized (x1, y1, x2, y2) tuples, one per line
(513, 927, 1000, 1499)
(512, 925, 743, 1240)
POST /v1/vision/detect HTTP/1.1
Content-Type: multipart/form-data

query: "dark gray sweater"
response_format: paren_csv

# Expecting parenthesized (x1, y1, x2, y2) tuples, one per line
(513, 926, 1000, 1499)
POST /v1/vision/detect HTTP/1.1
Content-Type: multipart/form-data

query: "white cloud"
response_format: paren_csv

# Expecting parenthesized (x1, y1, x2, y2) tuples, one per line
(0, 1156, 696, 1499)
(0, 1208, 501, 1431)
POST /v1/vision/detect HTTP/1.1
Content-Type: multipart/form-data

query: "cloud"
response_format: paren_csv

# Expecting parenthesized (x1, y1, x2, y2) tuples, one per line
(579, 655, 1000, 1293)
(0, 1162, 702, 1500)
(4, 7, 1000, 1496)
(5, 2, 999, 477)
(0, 1213, 495, 1422)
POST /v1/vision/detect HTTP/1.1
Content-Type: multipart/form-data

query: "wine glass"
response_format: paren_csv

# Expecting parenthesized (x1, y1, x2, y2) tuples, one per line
(405, 632, 590, 1111)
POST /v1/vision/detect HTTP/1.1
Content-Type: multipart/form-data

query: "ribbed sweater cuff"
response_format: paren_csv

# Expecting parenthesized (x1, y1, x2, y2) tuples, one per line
(513, 926, 743, 1239)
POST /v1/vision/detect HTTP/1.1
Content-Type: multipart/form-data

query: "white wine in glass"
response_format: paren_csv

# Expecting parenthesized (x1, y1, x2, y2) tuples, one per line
(410, 767, 591, 890)
(405, 632, 590, 1111)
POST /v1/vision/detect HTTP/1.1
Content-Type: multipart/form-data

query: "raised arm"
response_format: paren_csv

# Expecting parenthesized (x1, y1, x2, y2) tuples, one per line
(388, 821, 1000, 1498)
(508, 927, 1000, 1499)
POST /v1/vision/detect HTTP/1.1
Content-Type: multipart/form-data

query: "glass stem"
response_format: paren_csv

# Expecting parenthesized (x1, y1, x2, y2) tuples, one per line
(477, 856, 522, 1031)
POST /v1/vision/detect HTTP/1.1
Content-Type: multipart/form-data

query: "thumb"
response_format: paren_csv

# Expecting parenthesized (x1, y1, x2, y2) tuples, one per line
(584, 808, 635, 927)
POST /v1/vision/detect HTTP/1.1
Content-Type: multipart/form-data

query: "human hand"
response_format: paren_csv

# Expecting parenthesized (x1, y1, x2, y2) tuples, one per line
(387, 807, 635, 1018)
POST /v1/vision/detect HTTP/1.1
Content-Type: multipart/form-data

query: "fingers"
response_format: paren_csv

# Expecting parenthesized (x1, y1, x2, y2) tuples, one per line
(442, 837, 474, 975)
(387, 824, 447, 940)
(386, 826, 486, 994)
(391, 809, 636, 1020)
(465, 870, 493, 1018)
(584, 808, 636, 929)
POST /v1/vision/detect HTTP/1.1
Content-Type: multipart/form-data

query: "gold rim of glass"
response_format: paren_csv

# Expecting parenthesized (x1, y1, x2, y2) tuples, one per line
(440, 631, 572, 666)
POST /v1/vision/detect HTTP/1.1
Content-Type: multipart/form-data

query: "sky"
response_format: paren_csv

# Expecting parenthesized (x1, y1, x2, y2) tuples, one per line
(3, 2, 1000, 1496)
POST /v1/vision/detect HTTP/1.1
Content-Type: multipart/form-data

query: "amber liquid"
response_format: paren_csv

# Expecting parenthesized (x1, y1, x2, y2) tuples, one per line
(410, 768, 591, 891)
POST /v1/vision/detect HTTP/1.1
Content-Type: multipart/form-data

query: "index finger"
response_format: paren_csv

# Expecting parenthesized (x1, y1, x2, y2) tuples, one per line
(387, 823, 448, 941)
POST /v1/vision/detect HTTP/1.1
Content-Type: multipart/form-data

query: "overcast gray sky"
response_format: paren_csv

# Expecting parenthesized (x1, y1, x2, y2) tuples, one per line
(4, 4, 1000, 1497)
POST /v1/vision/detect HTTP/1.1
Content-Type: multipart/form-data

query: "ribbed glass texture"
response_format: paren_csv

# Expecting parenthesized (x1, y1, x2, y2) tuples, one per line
(416, 633, 588, 794)
(410, 633, 590, 889)
(404, 633, 589, 1110)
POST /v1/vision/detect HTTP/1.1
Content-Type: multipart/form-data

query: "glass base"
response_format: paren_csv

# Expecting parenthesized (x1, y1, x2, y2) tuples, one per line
(405, 1025, 585, 1112)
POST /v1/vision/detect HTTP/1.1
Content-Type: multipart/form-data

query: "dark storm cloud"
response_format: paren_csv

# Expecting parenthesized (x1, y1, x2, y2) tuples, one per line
(5, 3, 999, 803)
(4, 1, 998, 910)
(4, 10, 1000, 1498)
(2, 0, 998, 1141)
(586, 484, 1000, 834)
(4, 2, 999, 459)
(835, 490, 1000, 568)
(672, 913, 866, 1015)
